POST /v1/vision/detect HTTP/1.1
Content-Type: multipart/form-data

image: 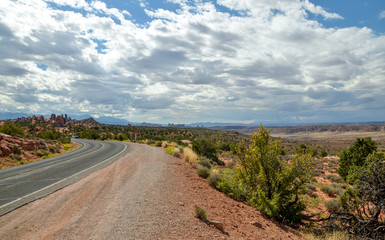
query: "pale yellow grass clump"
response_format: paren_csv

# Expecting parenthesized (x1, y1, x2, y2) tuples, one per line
(183, 147, 198, 165)
(305, 231, 360, 240)
(161, 141, 169, 148)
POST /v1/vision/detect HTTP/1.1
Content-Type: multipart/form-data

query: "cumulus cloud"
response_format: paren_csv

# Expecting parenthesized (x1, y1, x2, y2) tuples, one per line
(0, 0, 384, 123)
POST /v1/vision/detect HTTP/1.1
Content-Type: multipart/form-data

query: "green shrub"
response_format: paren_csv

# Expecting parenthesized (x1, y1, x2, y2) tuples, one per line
(226, 161, 235, 169)
(198, 157, 212, 169)
(207, 173, 221, 188)
(306, 183, 317, 192)
(320, 185, 343, 197)
(12, 145, 22, 155)
(36, 149, 49, 157)
(235, 125, 314, 223)
(337, 138, 376, 182)
(197, 166, 210, 179)
(324, 199, 342, 212)
(48, 146, 59, 153)
(0, 121, 24, 136)
(192, 139, 218, 161)
(194, 205, 207, 220)
(325, 174, 344, 183)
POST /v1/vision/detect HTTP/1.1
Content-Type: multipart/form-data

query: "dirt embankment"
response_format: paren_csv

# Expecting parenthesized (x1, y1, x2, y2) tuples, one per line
(0, 143, 301, 239)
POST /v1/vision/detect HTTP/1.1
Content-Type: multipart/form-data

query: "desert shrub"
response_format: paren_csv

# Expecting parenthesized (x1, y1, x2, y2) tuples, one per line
(235, 125, 313, 223)
(183, 147, 198, 165)
(309, 192, 319, 198)
(10, 154, 22, 161)
(337, 137, 376, 182)
(334, 152, 385, 239)
(194, 205, 207, 220)
(321, 185, 343, 197)
(12, 144, 22, 155)
(176, 145, 184, 153)
(198, 157, 212, 169)
(0, 121, 24, 136)
(192, 139, 218, 161)
(48, 145, 59, 153)
(197, 166, 210, 179)
(161, 141, 169, 148)
(320, 149, 328, 157)
(207, 172, 221, 188)
(226, 161, 235, 169)
(217, 174, 247, 201)
(325, 175, 344, 183)
(63, 143, 72, 150)
(305, 231, 358, 240)
(165, 146, 175, 155)
(306, 183, 317, 192)
(36, 149, 49, 157)
(172, 148, 181, 158)
(155, 141, 162, 147)
(324, 200, 342, 212)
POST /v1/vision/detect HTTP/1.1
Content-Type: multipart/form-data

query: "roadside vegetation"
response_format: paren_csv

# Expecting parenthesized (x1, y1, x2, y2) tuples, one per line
(2, 118, 384, 239)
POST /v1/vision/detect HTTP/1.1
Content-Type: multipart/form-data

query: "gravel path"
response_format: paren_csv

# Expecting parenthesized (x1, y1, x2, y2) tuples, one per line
(0, 143, 302, 239)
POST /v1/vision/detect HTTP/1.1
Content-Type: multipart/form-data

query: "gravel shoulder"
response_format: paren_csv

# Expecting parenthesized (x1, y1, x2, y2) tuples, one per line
(0, 143, 302, 239)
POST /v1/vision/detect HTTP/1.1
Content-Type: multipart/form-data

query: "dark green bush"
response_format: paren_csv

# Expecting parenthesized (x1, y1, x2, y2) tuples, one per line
(324, 199, 342, 212)
(207, 173, 221, 188)
(192, 139, 218, 161)
(12, 145, 22, 155)
(198, 157, 212, 169)
(325, 174, 344, 183)
(36, 149, 49, 157)
(0, 122, 24, 136)
(197, 166, 210, 179)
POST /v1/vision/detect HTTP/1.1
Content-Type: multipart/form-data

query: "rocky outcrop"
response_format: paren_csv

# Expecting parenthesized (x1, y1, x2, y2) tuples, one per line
(0, 133, 39, 157)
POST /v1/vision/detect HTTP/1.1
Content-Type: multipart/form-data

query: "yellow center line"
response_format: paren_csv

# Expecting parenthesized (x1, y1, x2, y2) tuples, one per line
(0, 143, 105, 184)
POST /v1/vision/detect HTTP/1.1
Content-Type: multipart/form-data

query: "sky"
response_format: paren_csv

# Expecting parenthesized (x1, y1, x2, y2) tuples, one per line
(0, 0, 385, 124)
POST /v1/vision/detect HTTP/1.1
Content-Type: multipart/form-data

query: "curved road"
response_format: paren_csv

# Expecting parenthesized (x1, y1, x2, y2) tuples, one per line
(0, 139, 128, 216)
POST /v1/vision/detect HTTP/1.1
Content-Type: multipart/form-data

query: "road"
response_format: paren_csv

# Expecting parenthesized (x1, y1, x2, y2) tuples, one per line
(0, 139, 127, 216)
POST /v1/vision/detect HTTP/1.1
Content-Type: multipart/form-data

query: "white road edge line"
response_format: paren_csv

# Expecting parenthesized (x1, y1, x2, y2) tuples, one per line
(0, 142, 127, 211)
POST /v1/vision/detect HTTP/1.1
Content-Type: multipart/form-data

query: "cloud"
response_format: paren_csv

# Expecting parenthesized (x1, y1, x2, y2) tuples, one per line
(380, 10, 385, 19)
(0, 0, 384, 123)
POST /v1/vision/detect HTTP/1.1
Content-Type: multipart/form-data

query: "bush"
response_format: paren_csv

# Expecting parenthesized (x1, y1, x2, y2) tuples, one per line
(235, 125, 313, 223)
(207, 172, 221, 188)
(48, 146, 59, 153)
(325, 174, 344, 183)
(192, 139, 218, 161)
(12, 144, 22, 155)
(324, 199, 342, 212)
(198, 157, 212, 169)
(337, 138, 376, 182)
(306, 183, 317, 192)
(183, 147, 198, 165)
(36, 149, 49, 157)
(194, 205, 207, 220)
(0, 121, 24, 136)
(197, 166, 210, 179)
(320, 185, 343, 197)
(226, 161, 235, 169)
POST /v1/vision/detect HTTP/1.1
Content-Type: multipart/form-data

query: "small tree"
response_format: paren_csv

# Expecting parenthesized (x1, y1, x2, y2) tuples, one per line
(328, 152, 385, 239)
(337, 137, 376, 182)
(236, 125, 313, 223)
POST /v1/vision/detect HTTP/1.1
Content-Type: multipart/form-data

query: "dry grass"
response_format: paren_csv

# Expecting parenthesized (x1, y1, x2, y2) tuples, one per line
(305, 231, 363, 240)
(183, 147, 198, 166)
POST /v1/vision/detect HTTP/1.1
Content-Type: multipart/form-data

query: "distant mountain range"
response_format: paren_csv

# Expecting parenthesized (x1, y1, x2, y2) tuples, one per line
(0, 112, 383, 130)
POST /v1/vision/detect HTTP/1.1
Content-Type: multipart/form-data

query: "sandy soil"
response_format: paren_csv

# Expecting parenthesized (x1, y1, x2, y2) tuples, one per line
(0, 143, 301, 239)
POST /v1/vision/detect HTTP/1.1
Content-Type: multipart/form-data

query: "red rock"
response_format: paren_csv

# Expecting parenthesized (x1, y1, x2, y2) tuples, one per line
(22, 140, 39, 151)
(0, 145, 12, 157)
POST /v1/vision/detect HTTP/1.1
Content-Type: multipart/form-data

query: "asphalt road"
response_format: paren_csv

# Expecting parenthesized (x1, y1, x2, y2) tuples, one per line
(0, 139, 128, 216)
